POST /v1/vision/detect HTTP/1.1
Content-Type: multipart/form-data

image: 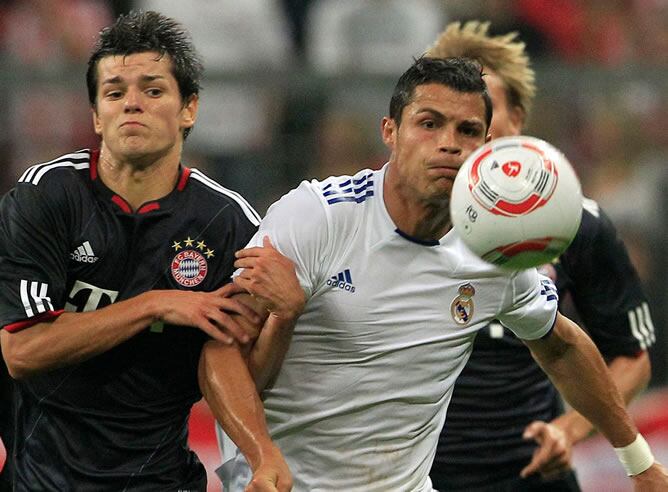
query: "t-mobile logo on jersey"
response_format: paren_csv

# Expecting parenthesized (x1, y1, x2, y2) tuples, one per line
(64, 280, 119, 312)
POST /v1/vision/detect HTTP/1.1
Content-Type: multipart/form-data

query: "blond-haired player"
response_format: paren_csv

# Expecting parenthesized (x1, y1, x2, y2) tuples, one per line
(427, 21, 657, 491)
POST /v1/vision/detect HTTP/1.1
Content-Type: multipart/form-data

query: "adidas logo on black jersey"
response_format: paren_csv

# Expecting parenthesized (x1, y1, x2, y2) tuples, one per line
(327, 268, 355, 293)
(70, 241, 99, 263)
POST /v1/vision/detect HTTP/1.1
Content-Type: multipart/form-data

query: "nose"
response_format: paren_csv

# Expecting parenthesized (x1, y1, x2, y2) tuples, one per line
(124, 88, 143, 113)
(437, 126, 462, 155)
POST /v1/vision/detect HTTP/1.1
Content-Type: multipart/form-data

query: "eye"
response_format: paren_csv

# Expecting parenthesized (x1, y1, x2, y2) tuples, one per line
(460, 125, 482, 137)
(105, 90, 123, 100)
(420, 120, 436, 129)
(146, 88, 163, 97)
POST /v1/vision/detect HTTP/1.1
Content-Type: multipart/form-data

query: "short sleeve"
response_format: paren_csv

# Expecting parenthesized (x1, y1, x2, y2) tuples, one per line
(560, 203, 654, 355)
(0, 184, 70, 330)
(497, 269, 558, 341)
(240, 181, 330, 298)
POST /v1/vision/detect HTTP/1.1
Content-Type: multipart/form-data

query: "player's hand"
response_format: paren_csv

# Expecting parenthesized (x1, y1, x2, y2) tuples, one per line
(520, 420, 572, 479)
(152, 283, 261, 345)
(234, 236, 306, 322)
(631, 462, 668, 491)
(245, 445, 293, 492)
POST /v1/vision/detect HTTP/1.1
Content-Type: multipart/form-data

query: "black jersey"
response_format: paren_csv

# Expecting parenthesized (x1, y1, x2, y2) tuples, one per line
(431, 199, 655, 490)
(0, 150, 259, 491)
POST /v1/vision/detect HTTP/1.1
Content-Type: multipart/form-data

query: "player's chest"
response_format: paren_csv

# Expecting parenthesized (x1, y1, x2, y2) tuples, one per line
(63, 211, 234, 311)
(308, 241, 506, 338)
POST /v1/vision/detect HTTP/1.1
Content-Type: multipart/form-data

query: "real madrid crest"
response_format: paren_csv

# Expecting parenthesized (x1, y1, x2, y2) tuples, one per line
(450, 283, 475, 325)
(170, 236, 215, 287)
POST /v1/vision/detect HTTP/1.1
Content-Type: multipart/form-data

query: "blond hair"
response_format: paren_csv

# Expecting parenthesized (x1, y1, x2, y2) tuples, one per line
(427, 21, 536, 116)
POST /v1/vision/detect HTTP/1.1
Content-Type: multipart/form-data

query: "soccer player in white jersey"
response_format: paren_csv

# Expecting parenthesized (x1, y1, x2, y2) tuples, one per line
(202, 57, 668, 491)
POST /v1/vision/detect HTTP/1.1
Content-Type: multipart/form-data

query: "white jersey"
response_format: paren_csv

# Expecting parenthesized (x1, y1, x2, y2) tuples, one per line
(217, 165, 557, 491)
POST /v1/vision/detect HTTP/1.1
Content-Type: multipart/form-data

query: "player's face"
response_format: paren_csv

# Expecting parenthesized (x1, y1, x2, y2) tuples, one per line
(485, 70, 524, 139)
(92, 52, 197, 164)
(382, 83, 489, 201)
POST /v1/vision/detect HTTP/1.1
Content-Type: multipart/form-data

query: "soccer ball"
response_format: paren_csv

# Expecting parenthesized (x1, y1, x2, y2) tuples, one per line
(450, 135, 583, 270)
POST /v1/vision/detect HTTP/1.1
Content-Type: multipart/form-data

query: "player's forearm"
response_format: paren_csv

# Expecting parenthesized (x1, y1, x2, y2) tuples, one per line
(199, 340, 279, 471)
(526, 314, 637, 448)
(249, 314, 297, 391)
(552, 351, 651, 445)
(1, 291, 162, 378)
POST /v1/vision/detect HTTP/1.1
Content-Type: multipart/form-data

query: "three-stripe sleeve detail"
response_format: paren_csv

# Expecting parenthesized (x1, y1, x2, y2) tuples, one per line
(628, 302, 656, 350)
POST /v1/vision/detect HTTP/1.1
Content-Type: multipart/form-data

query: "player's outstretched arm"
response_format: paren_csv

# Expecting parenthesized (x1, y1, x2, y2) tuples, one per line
(1, 283, 259, 379)
(523, 313, 668, 488)
(557, 350, 651, 441)
(521, 351, 651, 479)
(199, 340, 292, 492)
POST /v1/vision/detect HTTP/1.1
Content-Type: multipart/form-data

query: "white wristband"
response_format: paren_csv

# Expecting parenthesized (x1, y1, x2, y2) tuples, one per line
(614, 434, 655, 477)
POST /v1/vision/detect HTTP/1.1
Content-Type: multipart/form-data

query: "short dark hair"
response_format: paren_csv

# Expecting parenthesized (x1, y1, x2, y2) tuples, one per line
(389, 57, 492, 130)
(86, 10, 204, 138)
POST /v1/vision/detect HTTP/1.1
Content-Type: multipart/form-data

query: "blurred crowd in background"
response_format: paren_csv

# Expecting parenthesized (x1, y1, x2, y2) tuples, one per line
(0, 0, 666, 387)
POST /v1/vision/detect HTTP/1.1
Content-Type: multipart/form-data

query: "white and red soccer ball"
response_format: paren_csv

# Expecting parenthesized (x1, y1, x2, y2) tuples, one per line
(450, 135, 583, 269)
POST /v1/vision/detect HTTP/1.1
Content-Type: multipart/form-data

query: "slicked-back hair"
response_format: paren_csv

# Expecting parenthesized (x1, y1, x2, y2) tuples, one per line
(389, 56, 492, 130)
(86, 10, 204, 138)
(427, 21, 536, 117)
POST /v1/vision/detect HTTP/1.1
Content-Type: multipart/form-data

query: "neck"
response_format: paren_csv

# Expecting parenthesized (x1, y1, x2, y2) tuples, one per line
(383, 171, 452, 242)
(97, 143, 181, 211)
(411, 199, 452, 239)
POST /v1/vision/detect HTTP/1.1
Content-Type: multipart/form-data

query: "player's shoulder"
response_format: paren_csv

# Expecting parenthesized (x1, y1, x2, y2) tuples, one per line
(261, 167, 378, 246)
(17, 149, 92, 190)
(571, 196, 617, 246)
(187, 167, 261, 227)
(309, 167, 378, 220)
(270, 167, 376, 217)
(314, 168, 377, 208)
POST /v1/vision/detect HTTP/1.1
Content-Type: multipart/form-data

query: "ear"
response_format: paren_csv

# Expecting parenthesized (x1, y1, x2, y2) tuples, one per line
(180, 94, 199, 132)
(381, 116, 397, 150)
(92, 106, 102, 136)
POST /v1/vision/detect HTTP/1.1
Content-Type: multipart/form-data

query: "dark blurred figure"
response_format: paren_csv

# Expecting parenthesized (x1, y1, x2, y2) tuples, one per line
(280, 0, 315, 58)
(108, 0, 133, 16)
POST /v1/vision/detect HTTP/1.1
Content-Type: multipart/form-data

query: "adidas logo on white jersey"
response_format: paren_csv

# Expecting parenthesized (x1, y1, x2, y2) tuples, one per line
(70, 241, 99, 263)
(327, 268, 355, 293)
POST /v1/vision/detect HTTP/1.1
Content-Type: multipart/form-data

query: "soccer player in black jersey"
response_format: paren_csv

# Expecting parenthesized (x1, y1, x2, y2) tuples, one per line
(427, 21, 656, 491)
(0, 11, 294, 492)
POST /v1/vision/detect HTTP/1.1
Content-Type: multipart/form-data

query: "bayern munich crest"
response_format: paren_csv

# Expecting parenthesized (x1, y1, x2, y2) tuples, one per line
(170, 236, 215, 287)
(450, 283, 476, 325)
(468, 140, 559, 217)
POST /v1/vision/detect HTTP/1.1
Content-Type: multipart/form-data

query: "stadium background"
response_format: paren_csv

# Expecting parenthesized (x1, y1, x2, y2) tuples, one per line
(0, 1, 666, 490)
